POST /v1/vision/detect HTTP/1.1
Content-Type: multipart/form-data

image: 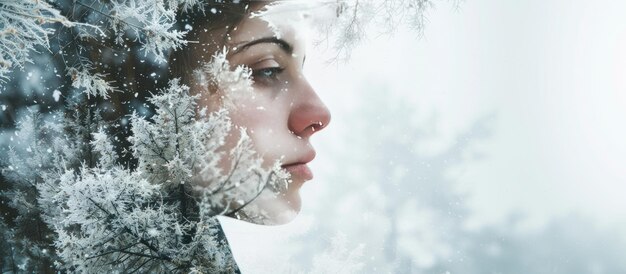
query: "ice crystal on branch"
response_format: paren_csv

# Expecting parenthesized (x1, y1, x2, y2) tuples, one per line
(195, 49, 254, 106)
(0, 0, 74, 81)
(67, 67, 118, 99)
(91, 127, 118, 169)
(1, 109, 80, 272)
(1, 0, 202, 94)
(107, 0, 192, 63)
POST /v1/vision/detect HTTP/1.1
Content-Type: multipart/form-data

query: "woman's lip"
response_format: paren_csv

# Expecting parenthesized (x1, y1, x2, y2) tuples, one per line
(282, 163, 313, 180)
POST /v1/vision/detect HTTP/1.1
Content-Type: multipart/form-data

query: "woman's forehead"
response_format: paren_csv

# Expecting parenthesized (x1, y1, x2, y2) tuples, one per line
(227, 15, 305, 54)
(229, 15, 275, 43)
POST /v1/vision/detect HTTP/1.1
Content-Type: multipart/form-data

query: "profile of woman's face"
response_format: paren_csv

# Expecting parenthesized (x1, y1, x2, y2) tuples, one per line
(194, 7, 331, 224)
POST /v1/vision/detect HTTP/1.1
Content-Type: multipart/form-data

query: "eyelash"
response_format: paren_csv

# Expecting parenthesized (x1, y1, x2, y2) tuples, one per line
(251, 67, 284, 83)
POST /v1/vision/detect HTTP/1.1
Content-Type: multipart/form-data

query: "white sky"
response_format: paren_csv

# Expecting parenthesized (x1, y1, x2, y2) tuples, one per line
(306, 0, 626, 231)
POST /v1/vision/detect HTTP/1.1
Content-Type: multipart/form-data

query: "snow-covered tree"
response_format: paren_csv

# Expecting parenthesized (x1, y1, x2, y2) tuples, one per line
(1, 75, 289, 271)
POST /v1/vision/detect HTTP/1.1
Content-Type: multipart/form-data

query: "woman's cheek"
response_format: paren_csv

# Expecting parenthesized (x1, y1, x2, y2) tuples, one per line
(235, 101, 290, 162)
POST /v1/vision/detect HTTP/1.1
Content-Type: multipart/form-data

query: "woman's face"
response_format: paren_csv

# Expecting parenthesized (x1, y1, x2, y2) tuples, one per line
(197, 8, 330, 223)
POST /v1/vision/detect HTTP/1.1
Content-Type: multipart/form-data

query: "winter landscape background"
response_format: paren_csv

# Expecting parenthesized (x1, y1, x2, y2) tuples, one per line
(223, 0, 626, 273)
(2, 0, 626, 273)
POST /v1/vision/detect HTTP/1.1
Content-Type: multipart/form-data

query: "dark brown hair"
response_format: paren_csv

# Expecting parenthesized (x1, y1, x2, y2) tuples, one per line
(169, 1, 261, 86)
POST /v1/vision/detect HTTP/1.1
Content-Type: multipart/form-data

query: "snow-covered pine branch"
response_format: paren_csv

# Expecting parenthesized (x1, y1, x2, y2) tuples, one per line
(66, 66, 118, 99)
(104, 0, 193, 63)
(0, 0, 73, 81)
(52, 164, 241, 273)
(1, 0, 201, 96)
(0, 108, 84, 272)
(58, 0, 199, 98)
(195, 48, 254, 107)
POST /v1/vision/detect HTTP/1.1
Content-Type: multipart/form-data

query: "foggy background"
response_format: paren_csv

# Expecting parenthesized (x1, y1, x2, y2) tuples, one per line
(223, 0, 626, 273)
(1, 0, 624, 272)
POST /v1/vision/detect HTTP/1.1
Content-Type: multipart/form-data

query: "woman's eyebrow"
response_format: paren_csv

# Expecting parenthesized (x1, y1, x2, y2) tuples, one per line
(233, 37, 294, 55)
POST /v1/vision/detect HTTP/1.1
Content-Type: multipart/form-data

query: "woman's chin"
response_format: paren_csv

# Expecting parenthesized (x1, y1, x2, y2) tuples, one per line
(273, 191, 302, 224)
(232, 188, 302, 225)
(259, 176, 306, 225)
(263, 190, 302, 225)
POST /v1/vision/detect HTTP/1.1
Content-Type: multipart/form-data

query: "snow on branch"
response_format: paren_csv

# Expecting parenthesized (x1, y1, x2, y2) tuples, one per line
(1, 0, 202, 95)
(105, 0, 193, 63)
(194, 48, 254, 107)
(0, 0, 74, 81)
(67, 67, 118, 99)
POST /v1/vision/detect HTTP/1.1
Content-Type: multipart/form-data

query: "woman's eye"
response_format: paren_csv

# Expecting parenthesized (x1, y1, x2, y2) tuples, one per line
(251, 67, 284, 81)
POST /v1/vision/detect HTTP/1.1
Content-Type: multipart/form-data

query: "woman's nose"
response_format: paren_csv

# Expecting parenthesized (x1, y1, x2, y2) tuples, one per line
(288, 80, 331, 139)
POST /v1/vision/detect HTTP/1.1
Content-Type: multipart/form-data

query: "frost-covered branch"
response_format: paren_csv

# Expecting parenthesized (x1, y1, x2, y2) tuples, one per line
(84, 0, 192, 63)
(0, 0, 73, 81)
